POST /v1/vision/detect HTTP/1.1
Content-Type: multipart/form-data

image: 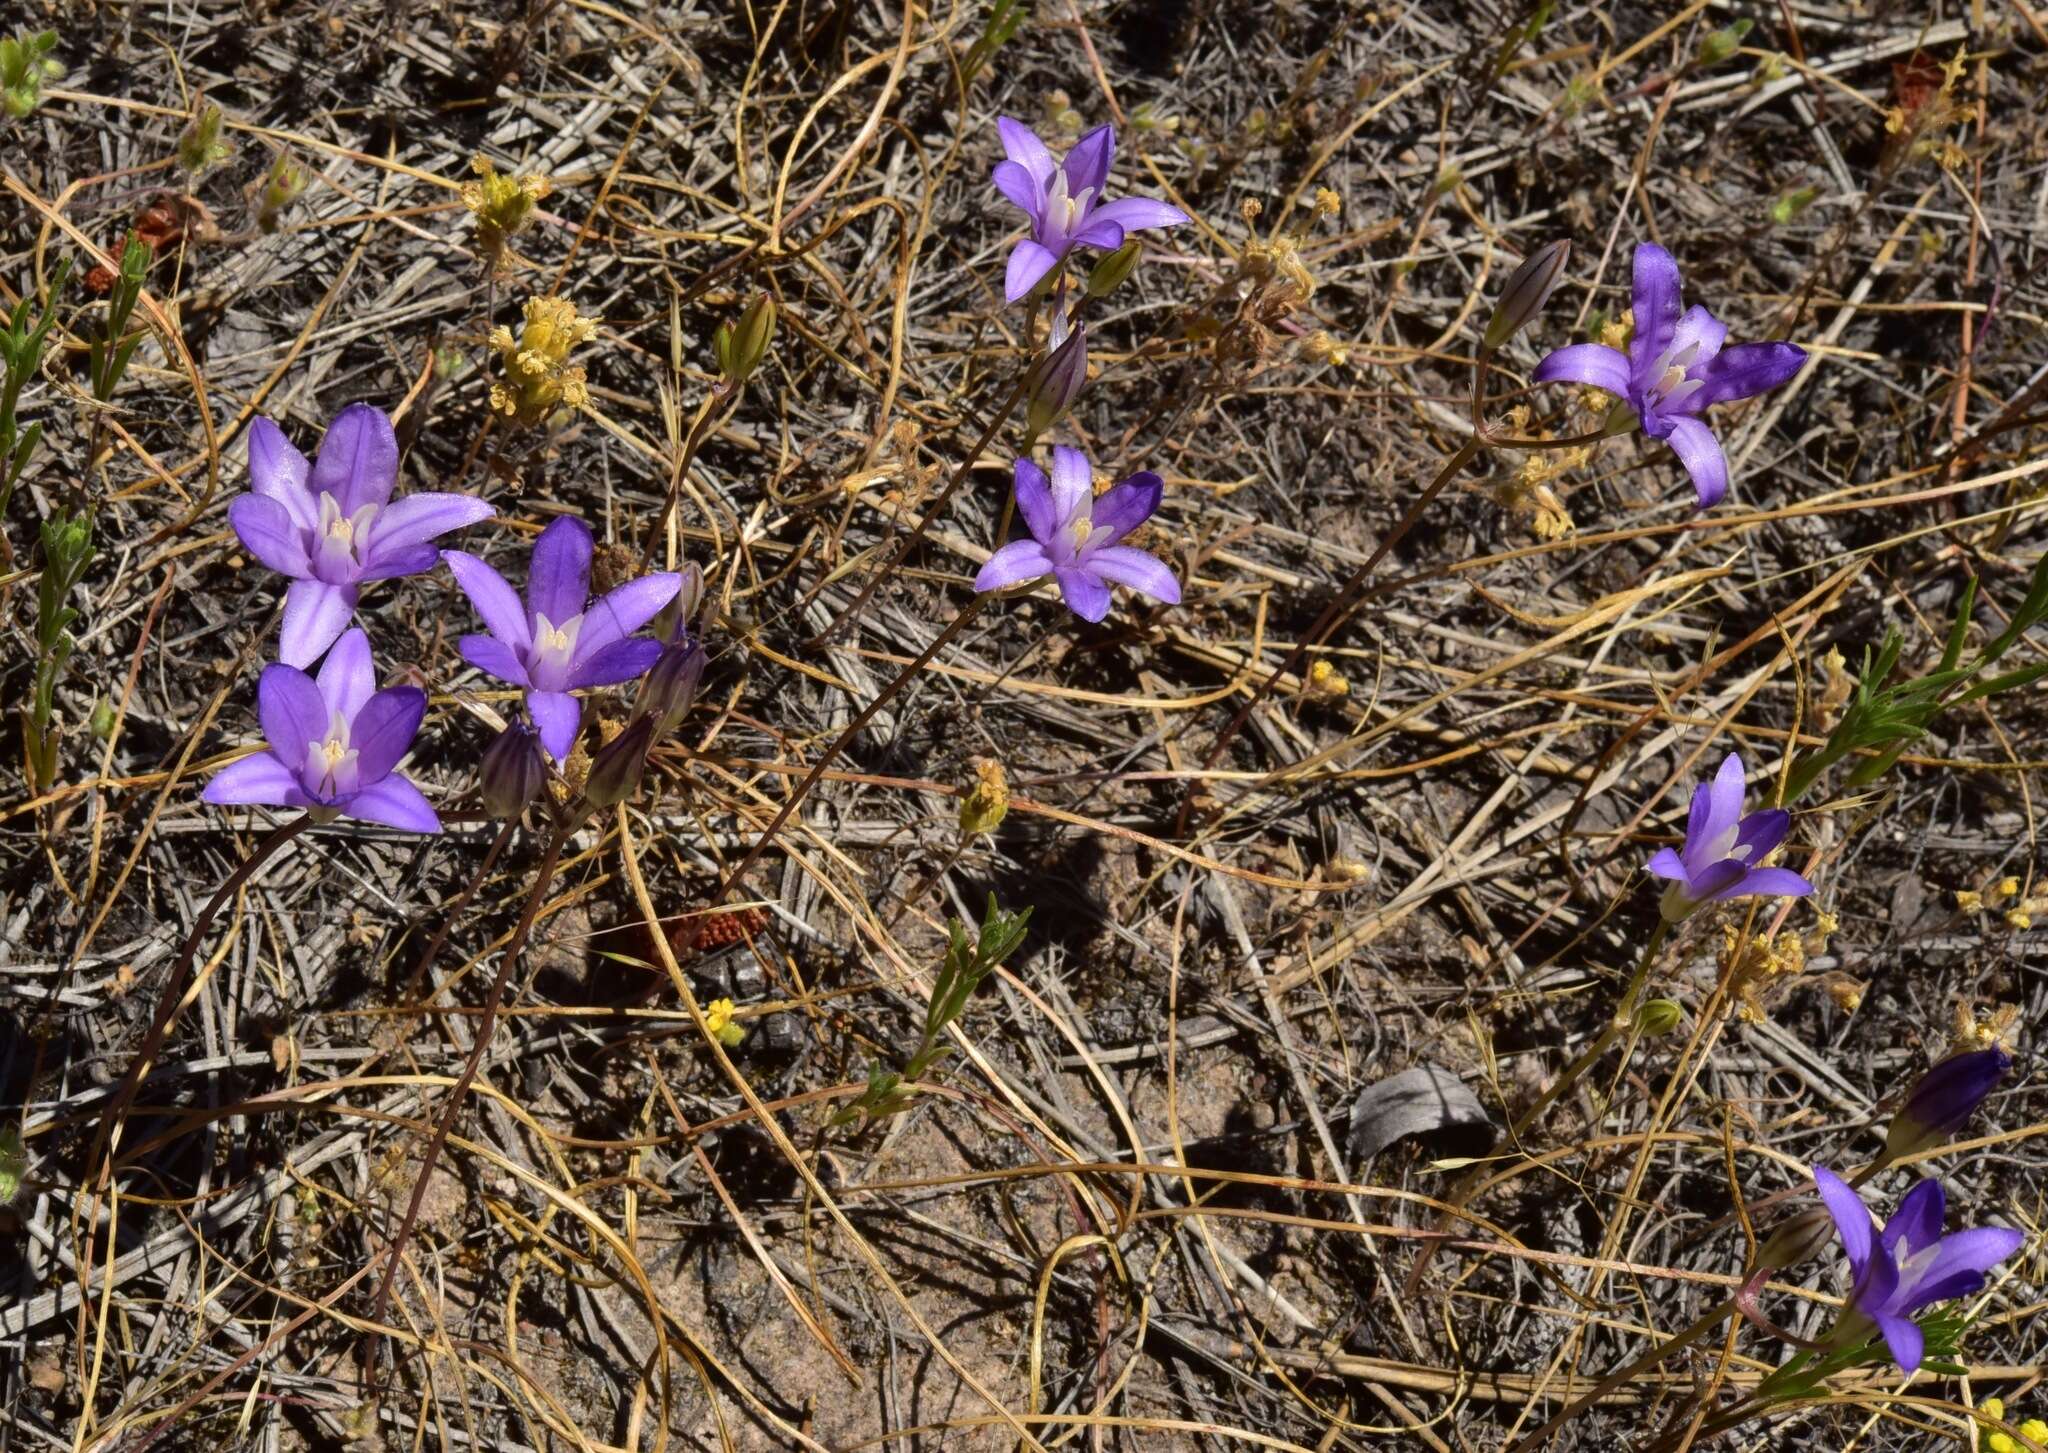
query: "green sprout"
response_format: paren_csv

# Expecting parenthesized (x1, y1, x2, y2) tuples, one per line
(1, 29, 61, 120)
(961, 0, 1027, 86)
(1768, 184, 1820, 226)
(830, 895, 1033, 1126)
(0, 256, 69, 518)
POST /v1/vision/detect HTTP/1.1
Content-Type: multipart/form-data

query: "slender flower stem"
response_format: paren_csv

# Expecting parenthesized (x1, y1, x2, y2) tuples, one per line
(718, 593, 990, 902)
(87, 812, 316, 1187)
(1505, 1296, 1737, 1453)
(364, 814, 570, 1380)
(1178, 432, 1486, 836)
(1509, 919, 1669, 1141)
(637, 389, 727, 570)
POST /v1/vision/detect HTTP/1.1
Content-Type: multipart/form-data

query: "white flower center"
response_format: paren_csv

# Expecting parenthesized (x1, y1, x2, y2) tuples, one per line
(529, 610, 585, 687)
(312, 493, 380, 578)
(302, 709, 360, 800)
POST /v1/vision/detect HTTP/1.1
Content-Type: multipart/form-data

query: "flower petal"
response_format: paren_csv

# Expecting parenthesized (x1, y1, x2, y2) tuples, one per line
(1054, 565, 1111, 623)
(574, 636, 663, 687)
(1900, 1227, 2026, 1312)
(350, 685, 427, 784)
(364, 492, 495, 561)
(341, 773, 441, 834)
(256, 663, 328, 772)
(1691, 341, 1807, 410)
(202, 751, 313, 809)
(278, 579, 358, 670)
(1531, 343, 1634, 397)
(1697, 753, 1748, 859)
(229, 495, 311, 577)
(1013, 456, 1057, 544)
(1686, 858, 1749, 902)
(1877, 1314, 1924, 1374)
(992, 160, 1045, 224)
(1090, 473, 1163, 545)
(1085, 195, 1188, 235)
(353, 543, 439, 583)
(1733, 807, 1790, 861)
(528, 516, 594, 628)
(975, 539, 1055, 593)
(1668, 305, 1727, 369)
(573, 572, 682, 668)
(1884, 1179, 1947, 1258)
(1084, 545, 1179, 604)
(1628, 242, 1684, 377)
(441, 550, 532, 653)
(1814, 1165, 1873, 1278)
(1645, 846, 1689, 881)
(1005, 241, 1061, 303)
(308, 402, 400, 515)
(528, 689, 582, 762)
(1711, 865, 1813, 901)
(316, 627, 377, 723)
(458, 633, 531, 686)
(996, 116, 1057, 186)
(1070, 218, 1125, 252)
(1048, 446, 1094, 531)
(1062, 124, 1115, 198)
(246, 416, 316, 533)
(1664, 414, 1729, 510)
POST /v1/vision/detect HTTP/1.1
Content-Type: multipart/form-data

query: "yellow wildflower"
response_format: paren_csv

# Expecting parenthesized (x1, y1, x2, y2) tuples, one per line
(1306, 659, 1350, 698)
(462, 154, 550, 270)
(958, 759, 1010, 836)
(703, 998, 745, 1048)
(490, 296, 598, 427)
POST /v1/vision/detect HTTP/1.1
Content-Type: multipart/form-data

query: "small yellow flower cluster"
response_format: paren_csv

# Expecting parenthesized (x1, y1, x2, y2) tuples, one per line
(1950, 1001, 2021, 1059)
(1301, 331, 1350, 367)
(1980, 1397, 2048, 1453)
(959, 759, 1010, 836)
(490, 297, 598, 427)
(703, 998, 746, 1048)
(1305, 658, 1349, 698)
(1491, 405, 1579, 541)
(1722, 911, 1838, 1024)
(462, 154, 550, 269)
(1955, 876, 2042, 931)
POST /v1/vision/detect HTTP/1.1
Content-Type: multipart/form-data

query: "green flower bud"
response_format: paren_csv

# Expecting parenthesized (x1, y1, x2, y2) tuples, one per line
(714, 293, 776, 389)
(1752, 1206, 1834, 1273)
(1481, 239, 1570, 355)
(1695, 18, 1752, 68)
(88, 698, 116, 739)
(176, 98, 233, 176)
(1635, 998, 1684, 1036)
(1085, 239, 1143, 299)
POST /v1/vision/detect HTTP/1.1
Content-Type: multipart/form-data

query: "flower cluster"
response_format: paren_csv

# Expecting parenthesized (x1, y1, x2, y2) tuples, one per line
(980, 119, 1186, 625)
(489, 296, 598, 427)
(463, 153, 551, 270)
(213, 401, 690, 834)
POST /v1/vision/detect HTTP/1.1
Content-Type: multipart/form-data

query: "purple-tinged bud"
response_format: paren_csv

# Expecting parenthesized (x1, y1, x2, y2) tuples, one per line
(1752, 1205, 1834, 1274)
(638, 629, 707, 739)
(1025, 316, 1088, 441)
(1881, 1047, 2011, 1164)
(480, 722, 548, 819)
(1085, 239, 1144, 299)
(583, 718, 655, 810)
(1482, 239, 1570, 354)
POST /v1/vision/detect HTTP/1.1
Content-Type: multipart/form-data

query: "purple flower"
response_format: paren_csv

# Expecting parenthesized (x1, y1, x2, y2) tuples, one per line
(1885, 1048, 2012, 1163)
(974, 447, 1180, 624)
(1814, 1165, 2025, 1373)
(1531, 242, 1805, 509)
(992, 119, 1187, 303)
(1647, 751, 1813, 922)
(201, 628, 439, 832)
(442, 517, 682, 762)
(230, 403, 495, 668)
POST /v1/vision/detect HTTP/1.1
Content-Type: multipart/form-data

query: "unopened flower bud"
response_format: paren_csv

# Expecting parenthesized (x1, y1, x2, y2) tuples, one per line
(582, 717, 654, 809)
(1880, 1047, 2010, 1165)
(1635, 998, 1684, 1036)
(1752, 1206, 1834, 1273)
(1024, 317, 1088, 441)
(1086, 239, 1144, 299)
(638, 629, 707, 739)
(177, 98, 233, 176)
(714, 293, 776, 389)
(480, 723, 548, 819)
(1482, 240, 1570, 354)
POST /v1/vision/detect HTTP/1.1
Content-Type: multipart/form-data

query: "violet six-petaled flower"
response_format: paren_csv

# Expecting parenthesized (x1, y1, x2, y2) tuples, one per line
(1647, 751, 1813, 922)
(992, 118, 1188, 303)
(974, 447, 1180, 624)
(201, 628, 440, 832)
(442, 517, 682, 762)
(230, 403, 496, 668)
(1532, 242, 1805, 509)
(1814, 1165, 2024, 1374)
